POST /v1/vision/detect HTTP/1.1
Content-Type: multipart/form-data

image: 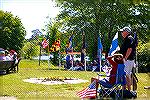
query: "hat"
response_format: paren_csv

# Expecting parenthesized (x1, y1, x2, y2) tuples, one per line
(0, 48, 5, 54)
(113, 54, 123, 57)
(0, 51, 5, 54)
(10, 50, 16, 54)
(120, 26, 131, 33)
(0, 48, 4, 51)
(5, 50, 9, 54)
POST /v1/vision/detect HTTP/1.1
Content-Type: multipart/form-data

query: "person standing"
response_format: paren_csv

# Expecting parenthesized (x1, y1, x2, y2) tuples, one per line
(119, 26, 136, 91)
(65, 54, 71, 69)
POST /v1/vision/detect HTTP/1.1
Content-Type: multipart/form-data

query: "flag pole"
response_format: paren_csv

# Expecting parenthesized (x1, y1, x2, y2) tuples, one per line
(71, 32, 74, 69)
(99, 49, 102, 72)
(47, 32, 50, 69)
(58, 39, 61, 69)
(84, 48, 86, 71)
(84, 55, 86, 71)
(58, 50, 61, 68)
(71, 47, 74, 69)
(84, 33, 86, 71)
(39, 45, 41, 66)
(98, 34, 103, 73)
(81, 31, 86, 71)
(38, 37, 42, 66)
(48, 44, 50, 69)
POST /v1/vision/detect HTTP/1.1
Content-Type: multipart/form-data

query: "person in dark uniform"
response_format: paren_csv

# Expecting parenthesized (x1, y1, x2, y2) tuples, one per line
(119, 26, 136, 91)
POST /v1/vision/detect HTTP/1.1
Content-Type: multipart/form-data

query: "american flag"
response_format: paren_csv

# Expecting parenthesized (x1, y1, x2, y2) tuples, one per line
(77, 80, 97, 99)
(42, 39, 48, 49)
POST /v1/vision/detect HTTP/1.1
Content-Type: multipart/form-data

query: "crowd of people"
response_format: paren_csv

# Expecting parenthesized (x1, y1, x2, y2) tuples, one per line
(0, 48, 18, 64)
(64, 57, 102, 71)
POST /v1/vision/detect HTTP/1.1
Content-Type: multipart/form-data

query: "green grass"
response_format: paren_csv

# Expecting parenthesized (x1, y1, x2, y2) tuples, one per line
(0, 59, 150, 100)
(136, 73, 150, 99)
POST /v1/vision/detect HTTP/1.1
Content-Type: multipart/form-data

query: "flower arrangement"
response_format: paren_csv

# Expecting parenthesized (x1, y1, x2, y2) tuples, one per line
(41, 77, 75, 82)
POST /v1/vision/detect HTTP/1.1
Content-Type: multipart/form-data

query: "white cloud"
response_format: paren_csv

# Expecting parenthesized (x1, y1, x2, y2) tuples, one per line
(1, 0, 60, 39)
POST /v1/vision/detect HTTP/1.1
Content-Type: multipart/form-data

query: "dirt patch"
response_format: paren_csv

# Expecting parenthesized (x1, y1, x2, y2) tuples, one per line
(23, 77, 88, 85)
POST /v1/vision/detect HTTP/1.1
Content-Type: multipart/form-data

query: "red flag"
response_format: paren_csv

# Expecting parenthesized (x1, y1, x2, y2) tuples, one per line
(55, 39, 60, 51)
(42, 39, 48, 49)
(77, 80, 97, 99)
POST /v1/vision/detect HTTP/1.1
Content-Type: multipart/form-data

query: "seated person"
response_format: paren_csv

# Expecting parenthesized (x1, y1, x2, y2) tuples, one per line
(9, 50, 18, 64)
(92, 60, 98, 71)
(98, 54, 124, 87)
(78, 62, 84, 71)
(87, 62, 93, 71)
(69, 60, 84, 71)
(5, 50, 12, 60)
(0, 49, 5, 60)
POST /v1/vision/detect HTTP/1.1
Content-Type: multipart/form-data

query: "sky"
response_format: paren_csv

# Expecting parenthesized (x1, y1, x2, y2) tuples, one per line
(0, 0, 60, 39)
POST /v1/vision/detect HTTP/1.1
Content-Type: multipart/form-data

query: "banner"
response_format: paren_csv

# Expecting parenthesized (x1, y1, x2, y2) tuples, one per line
(49, 39, 60, 52)
(108, 32, 120, 56)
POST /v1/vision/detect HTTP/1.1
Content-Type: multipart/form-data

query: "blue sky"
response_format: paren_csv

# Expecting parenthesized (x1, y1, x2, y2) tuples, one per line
(0, 0, 60, 39)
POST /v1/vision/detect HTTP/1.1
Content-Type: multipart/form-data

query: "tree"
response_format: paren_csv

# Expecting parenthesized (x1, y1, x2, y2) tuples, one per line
(21, 40, 40, 59)
(44, 19, 62, 65)
(137, 41, 150, 72)
(54, 0, 149, 60)
(0, 10, 26, 51)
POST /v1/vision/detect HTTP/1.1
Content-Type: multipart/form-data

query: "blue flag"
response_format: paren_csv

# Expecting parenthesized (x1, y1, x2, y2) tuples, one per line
(97, 35, 103, 72)
(108, 32, 120, 56)
(81, 33, 86, 64)
(98, 36, 103, 50)
(69, 35, 73, 49)
(98, 35, 103, 56)
(66, 35, 73, 53)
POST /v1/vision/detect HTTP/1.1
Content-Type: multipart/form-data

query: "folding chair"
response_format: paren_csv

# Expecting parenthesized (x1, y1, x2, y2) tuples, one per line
(97, 63, 126, 99)
(92, 65, 97, 72)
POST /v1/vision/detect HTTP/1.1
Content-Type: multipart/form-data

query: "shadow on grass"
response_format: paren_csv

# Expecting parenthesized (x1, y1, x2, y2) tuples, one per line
(147, 73, 150, 77)
(0, 70, 18, 76)
(0, 71, 6, 76)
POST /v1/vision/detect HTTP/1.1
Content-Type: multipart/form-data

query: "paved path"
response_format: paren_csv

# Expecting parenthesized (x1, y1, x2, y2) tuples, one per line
(0, 96, 16, 100)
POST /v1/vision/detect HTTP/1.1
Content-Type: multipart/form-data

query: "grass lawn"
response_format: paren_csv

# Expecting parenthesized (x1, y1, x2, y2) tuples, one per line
(0, 59, 150, 100)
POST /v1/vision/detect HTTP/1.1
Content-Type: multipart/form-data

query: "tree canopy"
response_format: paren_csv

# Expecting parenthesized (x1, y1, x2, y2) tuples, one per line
(0, 10, 26, 51)
(51, 0, 149, 59)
